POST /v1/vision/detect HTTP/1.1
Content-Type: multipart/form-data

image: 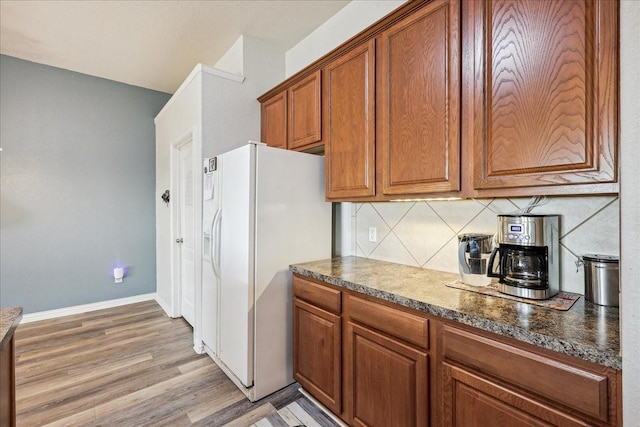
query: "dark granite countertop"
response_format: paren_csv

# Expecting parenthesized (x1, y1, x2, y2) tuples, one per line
(1, 306, 23, 349)
(290, 256, 621, 370)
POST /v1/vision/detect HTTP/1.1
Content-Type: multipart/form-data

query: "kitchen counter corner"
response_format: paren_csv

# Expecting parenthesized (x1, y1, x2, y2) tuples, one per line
(1, 307, 23, 349)
(290, 256, 621, 370)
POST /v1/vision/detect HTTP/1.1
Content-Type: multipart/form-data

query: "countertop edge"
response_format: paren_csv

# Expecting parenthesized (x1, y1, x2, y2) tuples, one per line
(291, 265, 622, 371)
(0, 307, 23, 349)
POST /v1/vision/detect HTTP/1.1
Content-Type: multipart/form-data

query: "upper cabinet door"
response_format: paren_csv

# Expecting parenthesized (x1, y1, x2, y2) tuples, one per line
(325, 41, 376, 199)
(378, 0, 461, 195)
(260, 90, 287, 149)
(470, 0, 618, 192)
(288, 70, 322, 151)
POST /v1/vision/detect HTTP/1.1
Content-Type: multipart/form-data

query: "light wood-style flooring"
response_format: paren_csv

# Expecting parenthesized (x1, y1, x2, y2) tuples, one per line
(13, 300, 331, 426)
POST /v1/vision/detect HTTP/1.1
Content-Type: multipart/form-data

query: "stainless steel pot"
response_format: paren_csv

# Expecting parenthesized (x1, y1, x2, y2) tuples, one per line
(583, 254, 619, 307)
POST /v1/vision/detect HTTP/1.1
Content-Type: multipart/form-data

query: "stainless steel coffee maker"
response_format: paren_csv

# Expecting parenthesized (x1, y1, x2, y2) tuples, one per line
(487, 215, 559, 299)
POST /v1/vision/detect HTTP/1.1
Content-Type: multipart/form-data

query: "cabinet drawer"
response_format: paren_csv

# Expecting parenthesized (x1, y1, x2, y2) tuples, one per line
(293, 275, 341, 314)
(346, 295, 429, 349)
(442, 325, 609, 422)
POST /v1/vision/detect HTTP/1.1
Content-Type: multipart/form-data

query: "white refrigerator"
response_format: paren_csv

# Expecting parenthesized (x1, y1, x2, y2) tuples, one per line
(202, 142, 332, 401)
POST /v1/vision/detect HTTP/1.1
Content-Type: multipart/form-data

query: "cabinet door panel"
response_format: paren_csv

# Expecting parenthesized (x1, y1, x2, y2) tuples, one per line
(261, 91, 287, 149)
(293, 298, 341, 414)
(379, 0, 461, 195)
(441, 324, 609, 421)
(288, 70, 322, 150)
(442, 363, 587, 427)
(470, 0, 618, 190)
(325, 41, 376, 198)
(346, 321, 428, 427)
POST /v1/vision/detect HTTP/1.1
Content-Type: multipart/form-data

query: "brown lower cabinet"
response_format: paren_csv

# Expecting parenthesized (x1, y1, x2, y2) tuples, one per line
(292, 274, 621, 427)
(439, 324, 621, 426)
(0, 333, 16, 427)
(0, 310, 21, 427)
(293, 275, 343, 414)
(344, 295, 430, 427)
(293, 297, 342, 414)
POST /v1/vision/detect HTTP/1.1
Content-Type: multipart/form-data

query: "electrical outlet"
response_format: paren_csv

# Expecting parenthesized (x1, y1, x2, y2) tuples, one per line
(368, 227, 377, 242)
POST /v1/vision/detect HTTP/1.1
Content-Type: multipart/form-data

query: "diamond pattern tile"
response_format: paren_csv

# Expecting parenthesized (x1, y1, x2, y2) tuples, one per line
(369, 232, 419, 267)
(510, 196, 618, 237)
(561, 199, 620, 257)
(559, 243, 584, 294)
(428, 199, 485, 234)
(355, 203, 390, 256)
(353, 196, 620, 296)
(392, 202, 454, 266)
(373, 202, 413, 228)
(424, 237, 460, 272)
(457, 199, 517, 236)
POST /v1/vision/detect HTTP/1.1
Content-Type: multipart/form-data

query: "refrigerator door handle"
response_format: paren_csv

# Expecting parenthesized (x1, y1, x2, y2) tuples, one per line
(211, 208, 222, 279)
(209, 210, 218, 275)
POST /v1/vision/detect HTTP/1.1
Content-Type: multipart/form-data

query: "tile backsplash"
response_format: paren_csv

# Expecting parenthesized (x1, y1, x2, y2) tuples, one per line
(354, 196, 619, 294)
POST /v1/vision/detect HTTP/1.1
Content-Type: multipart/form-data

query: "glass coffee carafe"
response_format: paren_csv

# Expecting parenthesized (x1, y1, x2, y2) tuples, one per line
(501, 247, 548, 289)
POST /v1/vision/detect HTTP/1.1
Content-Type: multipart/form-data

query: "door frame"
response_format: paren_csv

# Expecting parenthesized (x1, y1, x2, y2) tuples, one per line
(170, 126, 204, 353)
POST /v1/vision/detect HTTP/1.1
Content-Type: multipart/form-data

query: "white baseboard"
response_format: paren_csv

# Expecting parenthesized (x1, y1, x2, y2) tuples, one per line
(21, 293, 157, 323)
(154, 293, 175, 318)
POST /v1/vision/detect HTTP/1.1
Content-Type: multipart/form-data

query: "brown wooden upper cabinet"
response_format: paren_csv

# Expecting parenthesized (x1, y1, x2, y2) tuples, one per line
(260, 90, 287, 149)
(324, 41, 376, 199)
(260, 71, 322, 152)
(378, 0, 461, 196)
(288, 71, 322, 150)
(258, 0, 619, 200)
(325, 0, 461, 201)
(468, 0, 618, 194)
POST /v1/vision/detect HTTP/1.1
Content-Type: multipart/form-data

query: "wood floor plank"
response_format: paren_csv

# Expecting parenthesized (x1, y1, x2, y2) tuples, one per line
(186, 379, 246, 423)
(14, 301, 320, 427)
(90, 372, 225, 426)
(295, 397, 342, 427)
(178, 356, 215, 374)
(16, 331, 160, 383)
(277, 407, 304, 427)
(221, 403, 277, 427)
(286, 401, 323, 427)
(18, 352, 153, 399)
(17, 347, 202, 424)
(94, 364, 215, 418)
(17, 317, 191, 384)
(263, 412, 293, 427)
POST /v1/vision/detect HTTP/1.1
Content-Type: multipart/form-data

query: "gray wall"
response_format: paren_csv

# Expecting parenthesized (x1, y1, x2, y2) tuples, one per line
(0, 55, 171, 314)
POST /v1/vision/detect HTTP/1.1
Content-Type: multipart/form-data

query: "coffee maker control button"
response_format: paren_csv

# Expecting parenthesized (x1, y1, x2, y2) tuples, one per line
(524, 235, 530, 240)
(508, 234, 514, 239)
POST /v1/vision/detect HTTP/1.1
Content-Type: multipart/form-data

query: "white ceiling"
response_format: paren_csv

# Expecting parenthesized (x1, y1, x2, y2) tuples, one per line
(0, 0, 350, 94)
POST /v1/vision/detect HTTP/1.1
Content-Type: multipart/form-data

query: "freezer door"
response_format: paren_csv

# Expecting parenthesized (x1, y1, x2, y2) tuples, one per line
(218, 144, 255, 387)
(202, 160, 221, 355)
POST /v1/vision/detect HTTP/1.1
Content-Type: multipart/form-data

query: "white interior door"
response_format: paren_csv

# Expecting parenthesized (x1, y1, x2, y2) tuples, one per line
(178, 141, 195, 326)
